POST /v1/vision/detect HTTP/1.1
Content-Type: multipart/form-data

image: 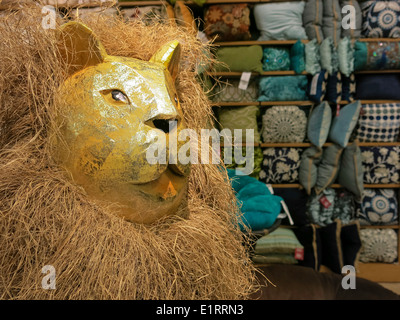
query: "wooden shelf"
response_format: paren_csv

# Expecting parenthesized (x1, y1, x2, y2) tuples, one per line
(357, 263, 400, 282)
(259, 101, 314, 106)
(213, 100, 400, 107)
(118, 0, 301, 6)
(214, 40, 309, 46)
(210, 71, 308, 77)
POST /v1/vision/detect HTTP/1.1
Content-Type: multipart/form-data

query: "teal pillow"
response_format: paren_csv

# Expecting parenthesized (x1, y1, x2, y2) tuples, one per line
(307, 101, 332, 148)
(258, 76, 308, 102)
(353, 41, 368, 71)
(329, 100, 361, 148)
(290, 40, 306, 74)
(299, 146, 324, 195)
(337, 140, 364, 200)
(262, 47, 291, 71)
(338, 37, 354, 77)
(320, 37, 339, 75)
(315, 143, 344, 195)
(305, 39, 321, 75)
(215, 46, 264, 73)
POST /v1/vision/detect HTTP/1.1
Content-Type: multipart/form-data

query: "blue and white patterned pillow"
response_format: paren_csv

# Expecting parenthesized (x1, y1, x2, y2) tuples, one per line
(357, 189, 399, 226)
(259, 148, 303, 183)
(361, 1, 400, 38)
(361, 146, 400, 184)
(356, 103, 400, 142)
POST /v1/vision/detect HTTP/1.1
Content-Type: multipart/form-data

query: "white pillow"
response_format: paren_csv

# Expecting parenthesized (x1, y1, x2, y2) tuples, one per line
(254, 2, 308, 41)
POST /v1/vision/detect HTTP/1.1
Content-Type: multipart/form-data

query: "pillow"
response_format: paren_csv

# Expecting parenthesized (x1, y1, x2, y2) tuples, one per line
(357, 189, 399, 226)
(337, 140, 364, 200)
(290, 40, 306, 74)
(302, 0, 324, 43)
(214, 46, 263, 73)
(218, 105, 261, 143)
(262, 47, 291, 71)
(121, 6, 169, 24)
(356, 74, 400, 100)
(359, 229, 398, 263)
(305, 39, 322, 75)
(329, 100, 361, 148)
(361, 1, 400, 38)
(308, 69, 328, 103)
(361, 146, 400, 184)
(307, 101, 332, 148)
(253, 2, 308, 41)
(261, 106, 308, 143)
(307, 188, 337, 226)
(356, 103, 400, 142)
(341, 73, 356, 103)
(322, 0, 342, 46)
(337, 37, 354, 77)
(325, 71, 342, 104)
(340, 221, 362, 268)
(252, 253, 299, 265)
(299, 146, 323, 195)
(315, 143, 344, 194)
(273, 188, 310, 226)
(319, 219, 344, 274)
(257, 76, 308, 102)
(254, 227, 304, 255)
(354, 41, 400, 71)
(332, 189, 356, 224)
(320, 37, 339, 75)
(204, 4, 251, 42)
(223, 147, 263, 179)
(340, 0, 362, 38)
(259, 147, 303, 184)
(293, 224, 322, 270)
(212, 78, 259, 103)
(174, 1, 197, 35)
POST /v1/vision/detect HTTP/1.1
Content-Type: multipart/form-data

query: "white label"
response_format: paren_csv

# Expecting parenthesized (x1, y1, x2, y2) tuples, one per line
(281, 200, 294, 225)
(238, 72, 252, 90)
(310, 73, 320, 96)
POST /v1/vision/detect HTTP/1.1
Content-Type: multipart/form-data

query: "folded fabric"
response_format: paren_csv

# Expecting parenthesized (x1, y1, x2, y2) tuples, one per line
(356, 74, 400, 100)
(214, 46, 263, 73)
(258, 76, 308, 102)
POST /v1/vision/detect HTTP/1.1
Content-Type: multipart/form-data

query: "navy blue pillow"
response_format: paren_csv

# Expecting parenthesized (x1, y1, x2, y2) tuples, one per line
(293, 224, 322, 271)
(319, 220, 343, 274)
(341, 73, 356, 102)
(274, 188, 310, 226)
(325, 71, 342, 104)
(308, 69, 328, 103)
(356, 74, 400, 100)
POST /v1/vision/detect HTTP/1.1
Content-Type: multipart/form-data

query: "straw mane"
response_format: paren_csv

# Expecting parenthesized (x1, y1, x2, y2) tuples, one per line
(0, 5, 258, 299)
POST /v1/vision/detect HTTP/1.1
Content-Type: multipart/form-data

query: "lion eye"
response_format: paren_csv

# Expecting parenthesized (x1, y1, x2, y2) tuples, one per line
(174, 95, 178, 104)
(111, 90, 129, 103)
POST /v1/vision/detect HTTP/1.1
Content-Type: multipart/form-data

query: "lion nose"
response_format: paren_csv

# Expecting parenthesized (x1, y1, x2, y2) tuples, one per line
(152, 119, 177, 134)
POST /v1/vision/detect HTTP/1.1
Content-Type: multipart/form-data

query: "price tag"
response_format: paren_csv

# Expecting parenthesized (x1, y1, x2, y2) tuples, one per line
(238, 72, 252, 90)
(336, 104, 341, 117)
(319, 195, 332, 209)
(294, 248, 304, 261)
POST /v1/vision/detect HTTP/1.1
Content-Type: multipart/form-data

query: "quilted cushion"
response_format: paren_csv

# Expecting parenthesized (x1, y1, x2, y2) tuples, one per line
(359, 229, 398, 263)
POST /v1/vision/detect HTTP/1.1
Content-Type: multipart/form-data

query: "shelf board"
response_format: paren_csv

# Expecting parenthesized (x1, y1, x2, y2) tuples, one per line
(358, 38, 400, 43)
(214, 40, 309, 47)
(357, 263, 400, 282)
(212, 101, 259, 107)
(118, 0, 299, 6)
(356, 70, 400, 74)
(259, 101, 314, 106)
(210, 71, 308, 77)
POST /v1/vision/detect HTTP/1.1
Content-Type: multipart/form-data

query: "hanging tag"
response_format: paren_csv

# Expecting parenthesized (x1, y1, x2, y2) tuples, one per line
(319, 195, 332, 209)
(238, 72, 252, 90)
(266, 184, 274, 194)
(281, 200, 294, 225)
(294, 248, 304, 261)
(336, 104, 340, 117)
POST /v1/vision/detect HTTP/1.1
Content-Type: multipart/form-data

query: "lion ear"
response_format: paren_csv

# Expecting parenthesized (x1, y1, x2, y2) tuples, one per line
(57, 22, 108, 77)
(149, 40, 181, 81)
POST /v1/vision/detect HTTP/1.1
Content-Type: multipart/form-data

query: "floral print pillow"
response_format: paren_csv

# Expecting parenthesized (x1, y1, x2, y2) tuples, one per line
(259, 148, 302, 183)
(204, 4, 251, 42)
(361, 146, 400, 184)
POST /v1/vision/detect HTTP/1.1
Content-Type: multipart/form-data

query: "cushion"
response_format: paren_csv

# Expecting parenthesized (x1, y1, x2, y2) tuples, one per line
(357, 188, 399, 226)
(302, 0, 324, 43)
(214, 46, 263, 73)
(305, 39, 322, 75)
(261, 106, 308, 143)
(340, 221, 362, 268)
(223, 146, 263, 180)
(354, 41, 400, 71)
(359, 228, 398, 263)
(254, 227, 304, 255)
(307, 101, 332, 148)
(338, 37, 354, 77)
(315, 143, 344, 194)
(332, 189, 357, 225)
(356, 103, 400, 142)
(325, 71, 342, 104)
(257, 76, 308, 102)
(337, 140, 364, 200)
(293, 224, 322, 270)
(320, 37, 339, 75)
(262, 47, 291, 71)
(174, 1, 197, 35)
(251, 253, 299, 265)
(203, 4, 251, 42)
(322, 0, 342, 46)
(290, 40, 306, 74)
(341, 73, 356, 103)
(340, 0, 362, 38)
(308, 69, 328, 103)
(217, 105, 261, 143)
(307, 188, 337, 226)
(319, 219, 344, 274)
(361, 146, 400, 184)
(259, 147, 303, 184)
(273, 188, 310, 226)
(253, 2, 308, 41)
(121, 6, 169, 24)
(212, 78, 258, 103)
(329, 100, 361, 148)
(361, 1, 400, 38)
(299, 146, 323, 195)
(355, 74, 400, 100)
